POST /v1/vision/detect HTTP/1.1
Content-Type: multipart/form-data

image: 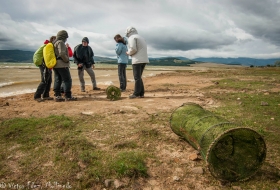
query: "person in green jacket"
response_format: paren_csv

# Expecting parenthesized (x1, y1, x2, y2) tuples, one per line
(34, 36, 56, 102)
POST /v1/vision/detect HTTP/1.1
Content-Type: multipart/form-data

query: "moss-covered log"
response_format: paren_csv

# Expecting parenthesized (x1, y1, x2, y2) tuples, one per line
(170, 102, 266, 182)
(106, 85, 121, 101)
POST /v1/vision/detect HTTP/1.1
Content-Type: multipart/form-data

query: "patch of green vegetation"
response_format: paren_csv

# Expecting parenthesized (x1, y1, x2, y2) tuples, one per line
(0, 114, 151, 188)
(208, 78, 274, 91)
(139, 129, 160, 138)
(110, 151, 148, 178)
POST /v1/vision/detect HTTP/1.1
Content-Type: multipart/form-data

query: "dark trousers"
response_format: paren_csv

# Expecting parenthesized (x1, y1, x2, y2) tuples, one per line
(132, 63, 146, 96)
(118, 64, 127, 90)
(34, 65, 52, 99)
(53, 67, 72, 98)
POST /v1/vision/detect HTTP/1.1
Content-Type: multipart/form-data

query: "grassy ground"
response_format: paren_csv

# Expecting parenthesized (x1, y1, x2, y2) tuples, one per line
(0, 67, 280, 189)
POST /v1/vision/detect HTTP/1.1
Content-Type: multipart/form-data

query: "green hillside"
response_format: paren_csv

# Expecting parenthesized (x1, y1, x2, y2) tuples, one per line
(0, 50, 34, 62)
(0, 50, 196, 66)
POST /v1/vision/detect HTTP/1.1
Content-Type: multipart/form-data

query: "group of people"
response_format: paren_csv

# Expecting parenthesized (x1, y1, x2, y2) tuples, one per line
(34, 26, 149, 102)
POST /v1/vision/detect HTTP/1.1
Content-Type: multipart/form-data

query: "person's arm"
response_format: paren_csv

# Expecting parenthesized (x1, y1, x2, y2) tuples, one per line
(88, 46, 95, 65)
(115, 43, 122, 55)
(73, 46, 83, 67)
(126, 37, 137, 55)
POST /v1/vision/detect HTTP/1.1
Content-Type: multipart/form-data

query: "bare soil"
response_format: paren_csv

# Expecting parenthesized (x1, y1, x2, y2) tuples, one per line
(0, 66, 245, 189)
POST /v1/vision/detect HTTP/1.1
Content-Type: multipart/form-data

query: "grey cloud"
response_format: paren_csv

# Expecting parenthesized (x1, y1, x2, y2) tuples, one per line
(0, 0, 279, 58)
(219, 0, 280, 45)
(142, 28, 237, 51)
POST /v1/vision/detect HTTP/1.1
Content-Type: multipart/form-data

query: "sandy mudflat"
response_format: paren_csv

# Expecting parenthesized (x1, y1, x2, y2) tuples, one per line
(0, 62, 234, 119)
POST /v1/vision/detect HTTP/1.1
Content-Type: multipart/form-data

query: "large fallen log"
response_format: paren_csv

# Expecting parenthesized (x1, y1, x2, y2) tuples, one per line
(170, 102, 266, 182)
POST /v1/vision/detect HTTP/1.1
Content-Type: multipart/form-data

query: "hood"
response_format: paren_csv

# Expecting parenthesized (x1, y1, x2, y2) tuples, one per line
(56, 30, 68, 42)
(82, 37, 89, 44)
(125, 26, 138, 37)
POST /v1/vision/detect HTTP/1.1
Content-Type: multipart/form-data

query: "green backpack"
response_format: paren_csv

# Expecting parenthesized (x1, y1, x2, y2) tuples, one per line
(33, 44, 46, 66)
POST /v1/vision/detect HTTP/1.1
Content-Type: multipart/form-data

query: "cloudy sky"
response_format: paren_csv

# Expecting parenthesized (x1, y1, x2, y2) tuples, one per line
(0, 0, 280, 59)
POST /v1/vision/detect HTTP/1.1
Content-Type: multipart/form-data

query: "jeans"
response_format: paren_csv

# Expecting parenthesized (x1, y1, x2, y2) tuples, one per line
(78, 65, 97, 90)
(132, 63, 146, 96)
(53, 67, 72, 98)
(34, 64, 52, 99)
(118, 64, 127, 90)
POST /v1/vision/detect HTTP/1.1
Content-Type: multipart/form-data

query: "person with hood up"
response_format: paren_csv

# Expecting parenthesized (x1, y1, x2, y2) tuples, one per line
(114, 34, 128, 92)
(60, 43, 73, 95)
(34, 36, 56, 102)
(73, 37, 100, 92)
(52, 30, 77, 102)
(125, 26, 149, 99)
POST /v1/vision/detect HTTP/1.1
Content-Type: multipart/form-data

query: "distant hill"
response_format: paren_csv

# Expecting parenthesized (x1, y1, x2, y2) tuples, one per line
(0, 50, 34, 62)
(0, 50, 117, 63)
(0, 50, 279, 66)
(193, 57, 280, 66)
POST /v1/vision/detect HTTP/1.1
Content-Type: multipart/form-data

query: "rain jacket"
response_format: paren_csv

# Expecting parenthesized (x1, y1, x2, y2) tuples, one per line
(53, 30, 70, 68)
(125, 27, 149, 64)
(73, 44, 95, 68)
(115, 37, 128, 64)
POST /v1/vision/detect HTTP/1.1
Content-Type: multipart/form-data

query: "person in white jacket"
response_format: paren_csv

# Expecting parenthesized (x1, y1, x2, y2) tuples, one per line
(125, 26, 149, 99)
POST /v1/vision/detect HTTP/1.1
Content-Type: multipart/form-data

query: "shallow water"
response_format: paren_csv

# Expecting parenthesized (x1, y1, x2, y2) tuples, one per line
(0, 63, 185, 97)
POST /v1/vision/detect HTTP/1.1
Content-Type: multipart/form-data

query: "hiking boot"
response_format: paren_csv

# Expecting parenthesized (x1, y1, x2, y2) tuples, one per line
(65, 97, 77, 101)
(55, 96, 65, 102)
(35, 98, 44, 102)
(43, 97, 54, 100)
(129, 94, 140, 99)
(93, 87, 101, 90)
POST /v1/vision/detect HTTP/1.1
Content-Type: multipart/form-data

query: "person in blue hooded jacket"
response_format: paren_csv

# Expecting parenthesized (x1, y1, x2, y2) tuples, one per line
(114, 34, 128, 91)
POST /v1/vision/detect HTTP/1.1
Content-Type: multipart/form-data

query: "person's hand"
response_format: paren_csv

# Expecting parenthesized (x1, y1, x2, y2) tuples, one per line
(126, 52, 129, 55)
(92, 65, 95, 69)
(78, 63, 83, 67)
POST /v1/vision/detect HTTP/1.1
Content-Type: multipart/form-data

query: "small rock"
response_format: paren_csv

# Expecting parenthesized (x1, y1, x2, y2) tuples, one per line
(114, 179, 123, 189)
(189, 153, 199, 161)
(148, 180, 158, 186)
(208, 100, 214, 105)
(173, 176, 180, 181)
(190, 167, 204, 174)
(81, 111, 94, 115)
(76, 172, 83, 179)
(104, 179, 114, 188)
(261, 101, 269, 106)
